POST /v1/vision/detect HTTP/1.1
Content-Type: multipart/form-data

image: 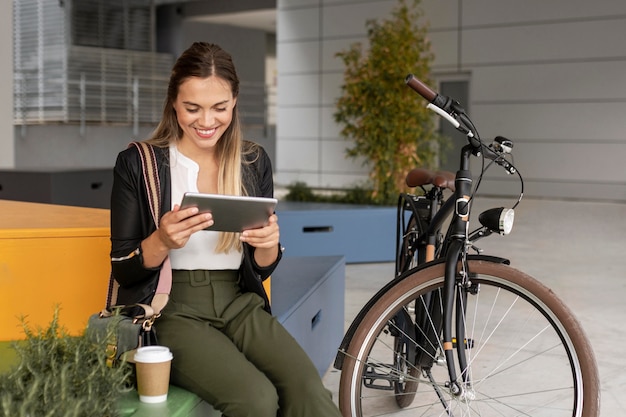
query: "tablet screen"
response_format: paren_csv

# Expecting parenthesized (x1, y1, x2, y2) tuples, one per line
(180, 192, 277, 232)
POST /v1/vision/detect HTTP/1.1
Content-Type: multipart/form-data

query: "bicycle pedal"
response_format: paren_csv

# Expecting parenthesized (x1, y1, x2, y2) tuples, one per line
(363, 366, 395, 391)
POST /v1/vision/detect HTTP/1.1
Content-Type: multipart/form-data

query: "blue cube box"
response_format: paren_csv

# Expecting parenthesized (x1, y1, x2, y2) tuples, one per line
(271, 255, 345, 376)
(276, 202, 396, 263)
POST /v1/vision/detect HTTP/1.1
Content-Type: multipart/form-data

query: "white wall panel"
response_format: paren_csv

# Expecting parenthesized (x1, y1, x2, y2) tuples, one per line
(321, 1, 394, 38)
(278, 73, 321, 106)
(321, 72, 342, 106)
(462, 19, 626, 65)
(462, 0, 626, 26)
(278, 41, 320, 73)
(276, 139, 320, 170)
(429, 31, 460, 69)
(421, 0, 460, 28)
(282, 0, 320, 7)
(277, 106, 320, 138)
(322, 0, 364, 4)
(470, 62, 626, 102)
(276, 171, 372, 189)
(275, 172, 323, 187)
(278, 7, 320, 41)
(478, 177, 626, 201)
(480, 177, 626, 201)
(481, 142, 626, 182)
(320, 139, 366, 173)
(321, 38, 358, 72)
(321, 106, 341, 138)
(470, 102, 626, 142)
(319, 173, 371, 188)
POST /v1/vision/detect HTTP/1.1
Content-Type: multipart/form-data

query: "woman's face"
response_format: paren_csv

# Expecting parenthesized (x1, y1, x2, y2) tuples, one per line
(173, 76, 236, 153)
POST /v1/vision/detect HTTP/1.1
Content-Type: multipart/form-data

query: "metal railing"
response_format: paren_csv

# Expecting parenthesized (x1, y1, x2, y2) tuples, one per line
(14, 71, 275, 138)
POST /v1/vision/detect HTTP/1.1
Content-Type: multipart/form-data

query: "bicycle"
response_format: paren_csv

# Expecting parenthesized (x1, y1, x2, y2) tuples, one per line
(333, 75, 600, 416)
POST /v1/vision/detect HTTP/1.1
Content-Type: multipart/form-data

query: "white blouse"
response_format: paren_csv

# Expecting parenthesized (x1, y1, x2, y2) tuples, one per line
(168, 144, 243, 270)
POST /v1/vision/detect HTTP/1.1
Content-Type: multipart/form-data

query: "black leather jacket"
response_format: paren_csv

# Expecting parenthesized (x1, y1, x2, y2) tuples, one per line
(109, 142, 281, 313)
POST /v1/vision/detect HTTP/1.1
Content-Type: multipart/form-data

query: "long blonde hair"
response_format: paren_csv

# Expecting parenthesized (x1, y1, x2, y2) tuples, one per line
(146, 42, 246, 253)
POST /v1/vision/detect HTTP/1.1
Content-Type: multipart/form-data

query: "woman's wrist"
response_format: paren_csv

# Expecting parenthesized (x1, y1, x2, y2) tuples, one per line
(252, 243, 280, 268)
(140, 231, 170, 268)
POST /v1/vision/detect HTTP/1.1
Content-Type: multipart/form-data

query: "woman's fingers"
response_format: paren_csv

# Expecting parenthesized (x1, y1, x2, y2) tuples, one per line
(158, 207, 213, 249)
(240, 214, 280, 248)
(158, 205, 282, 250)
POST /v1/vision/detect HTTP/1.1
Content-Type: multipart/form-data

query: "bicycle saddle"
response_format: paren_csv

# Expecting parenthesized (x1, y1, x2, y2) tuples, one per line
(405, 168, 456, 191)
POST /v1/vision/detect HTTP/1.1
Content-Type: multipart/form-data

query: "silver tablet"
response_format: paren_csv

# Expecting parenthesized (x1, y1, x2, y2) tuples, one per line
(180, 192, 277, 232)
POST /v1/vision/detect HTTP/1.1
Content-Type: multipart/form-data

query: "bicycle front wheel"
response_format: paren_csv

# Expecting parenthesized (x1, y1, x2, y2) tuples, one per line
(339, 260, 599, 417)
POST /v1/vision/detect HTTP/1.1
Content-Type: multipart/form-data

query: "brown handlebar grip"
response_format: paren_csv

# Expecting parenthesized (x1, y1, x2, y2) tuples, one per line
(405, 74, 437, 102)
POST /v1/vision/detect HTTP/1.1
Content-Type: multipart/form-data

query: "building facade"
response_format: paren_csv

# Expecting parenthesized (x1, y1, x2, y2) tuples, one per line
(275, 0, 626, 201)
(1, 0, 625, 201)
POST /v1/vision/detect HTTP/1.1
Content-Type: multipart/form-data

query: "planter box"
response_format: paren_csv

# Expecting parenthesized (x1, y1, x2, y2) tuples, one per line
(276, 202, 396, 263)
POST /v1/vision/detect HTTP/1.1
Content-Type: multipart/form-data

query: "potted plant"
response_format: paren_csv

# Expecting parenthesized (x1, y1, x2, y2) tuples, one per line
(334, 0, 443, 205)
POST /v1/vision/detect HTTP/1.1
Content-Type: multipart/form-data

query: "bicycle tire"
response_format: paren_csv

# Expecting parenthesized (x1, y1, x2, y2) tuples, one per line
(338, 260, 600, 417)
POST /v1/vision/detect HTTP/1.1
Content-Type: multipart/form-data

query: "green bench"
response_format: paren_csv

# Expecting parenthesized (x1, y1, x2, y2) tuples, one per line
(119, 386, 220, 417)
(0, 341, 17, 374)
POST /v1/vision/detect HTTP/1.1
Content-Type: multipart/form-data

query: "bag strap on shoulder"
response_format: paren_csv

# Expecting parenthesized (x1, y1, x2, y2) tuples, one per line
(106, 142, 171, 317)
(131, 141, 161, 226)
(130, 142, 171, 315)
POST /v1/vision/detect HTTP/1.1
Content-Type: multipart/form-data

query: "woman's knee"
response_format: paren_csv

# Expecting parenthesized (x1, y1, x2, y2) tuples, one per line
(219, 381, 279, 417)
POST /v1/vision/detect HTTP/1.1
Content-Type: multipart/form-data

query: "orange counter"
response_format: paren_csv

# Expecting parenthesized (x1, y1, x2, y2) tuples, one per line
(0, 200, 271, 342)
(0, 200, 110, 341)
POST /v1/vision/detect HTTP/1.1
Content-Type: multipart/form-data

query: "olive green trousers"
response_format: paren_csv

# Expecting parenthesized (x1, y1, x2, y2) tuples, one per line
(155, 269, 342, 417)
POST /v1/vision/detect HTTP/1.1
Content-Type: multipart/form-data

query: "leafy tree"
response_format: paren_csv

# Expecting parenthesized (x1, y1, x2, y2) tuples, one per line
(334, 0, 441, 204)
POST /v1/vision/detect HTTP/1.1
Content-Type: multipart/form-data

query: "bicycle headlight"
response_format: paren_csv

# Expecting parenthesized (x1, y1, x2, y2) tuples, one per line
(478, 207, 514, 235)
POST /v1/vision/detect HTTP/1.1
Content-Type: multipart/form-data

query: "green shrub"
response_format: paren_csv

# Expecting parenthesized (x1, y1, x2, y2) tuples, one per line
(284, 181, 398, 206)
(0, 308, 132, 417)
(283, 181, 319, 202)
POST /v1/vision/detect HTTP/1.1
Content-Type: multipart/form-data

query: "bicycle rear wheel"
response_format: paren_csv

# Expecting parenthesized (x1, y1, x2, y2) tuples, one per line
(396, 214, 423, 275)
(338, 260, 599, 417)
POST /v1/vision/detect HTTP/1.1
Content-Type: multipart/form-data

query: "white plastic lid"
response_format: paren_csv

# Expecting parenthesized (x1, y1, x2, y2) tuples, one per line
(134, 346, 173, 363)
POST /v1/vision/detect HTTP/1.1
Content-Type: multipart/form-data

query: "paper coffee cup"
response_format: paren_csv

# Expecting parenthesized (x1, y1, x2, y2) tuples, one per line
(134, 346, 173, 403)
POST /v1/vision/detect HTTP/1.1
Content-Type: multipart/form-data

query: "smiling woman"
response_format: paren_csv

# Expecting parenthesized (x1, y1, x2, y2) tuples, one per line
(174, 76, 236, 157)
(108, 42, 343, 417)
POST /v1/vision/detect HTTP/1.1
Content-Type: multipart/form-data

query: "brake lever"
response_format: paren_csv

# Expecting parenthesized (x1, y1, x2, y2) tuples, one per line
(486, 136, 517, 174)
(426, 103, 475, 138)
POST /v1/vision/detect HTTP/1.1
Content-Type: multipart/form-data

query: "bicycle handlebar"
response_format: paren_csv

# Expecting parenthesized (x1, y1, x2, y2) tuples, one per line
(405, 74, 517, 175)
(405, 74, 475, 137)
(405, 74, 437, 102)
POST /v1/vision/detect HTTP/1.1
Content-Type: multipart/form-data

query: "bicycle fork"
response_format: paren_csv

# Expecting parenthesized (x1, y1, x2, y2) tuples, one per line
(442, 146, 475, 399)
(443, 241, 470, 398)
